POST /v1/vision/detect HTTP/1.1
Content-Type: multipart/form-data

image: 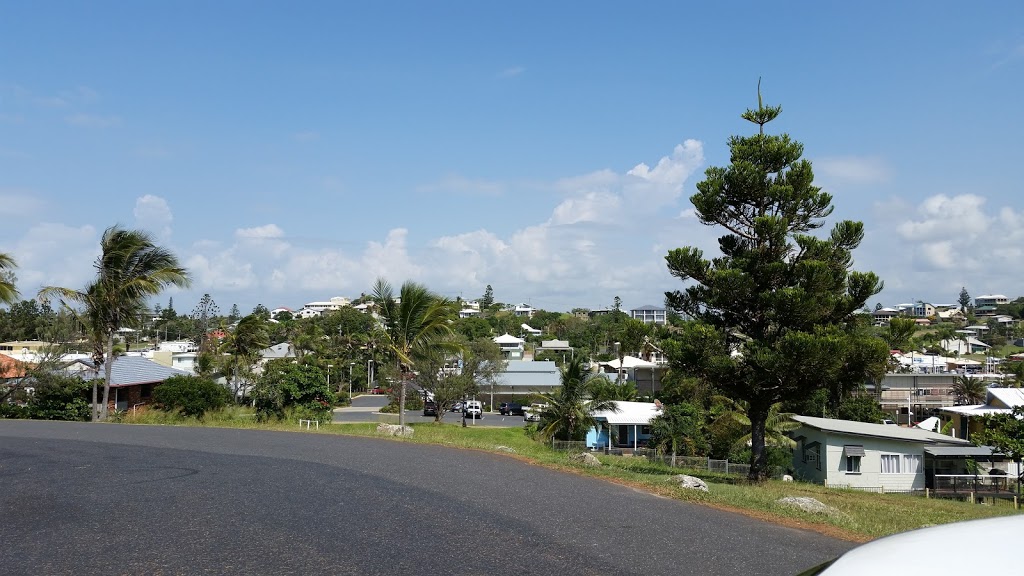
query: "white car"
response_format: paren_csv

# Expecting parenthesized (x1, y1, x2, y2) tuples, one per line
(523, 403, 546, 422)
(462, 400, 482, 419)
(799, 515, 1024, 574)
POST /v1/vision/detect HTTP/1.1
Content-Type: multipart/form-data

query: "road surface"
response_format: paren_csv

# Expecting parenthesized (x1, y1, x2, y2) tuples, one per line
(0, 421, 851, 575)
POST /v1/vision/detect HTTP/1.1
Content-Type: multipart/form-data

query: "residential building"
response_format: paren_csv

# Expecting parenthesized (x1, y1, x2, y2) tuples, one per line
(486, 360, 560, 399)
(493, 333, 525, 360)
(629, 305, 667, 325)
(872, 308, 900, 324)
(73, 356, 190, 412)
(940, 337, 990, 355)
(586, 401, 663, 451)
(513, 303, 536, 318)
(790, 415, 973, 491)
(299, 296, 351, 317)
(521, 323, 542, 336)
(941, 387, 1024, 441)
(975, 295, 1009, 308)
(597, 355, 665, 397)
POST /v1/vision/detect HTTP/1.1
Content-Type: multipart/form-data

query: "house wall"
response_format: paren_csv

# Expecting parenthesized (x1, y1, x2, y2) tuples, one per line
(822, 433, 925, 491)
(793, 428, 828, 484)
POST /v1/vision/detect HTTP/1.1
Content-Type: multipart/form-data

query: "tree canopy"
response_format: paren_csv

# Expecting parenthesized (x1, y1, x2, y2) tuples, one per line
(663, 89, 888, 479)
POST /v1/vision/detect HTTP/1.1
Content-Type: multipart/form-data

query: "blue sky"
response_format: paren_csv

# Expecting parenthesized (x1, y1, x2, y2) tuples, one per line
(2, 2, 1023, 314)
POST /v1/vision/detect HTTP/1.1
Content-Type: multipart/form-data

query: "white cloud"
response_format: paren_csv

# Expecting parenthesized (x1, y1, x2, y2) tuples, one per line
(858, 193, 1024, 303)
(65, 113, 121, 128)
(814, 156, 891, 185)
(0, 189, 45, 216)
(9, 223, 98, 295)
(133, 195, 173, 240)
(236, 224, 285, 239)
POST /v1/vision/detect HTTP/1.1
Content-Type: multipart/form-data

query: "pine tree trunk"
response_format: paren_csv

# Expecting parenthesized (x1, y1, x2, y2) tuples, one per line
(748, 403, 770, 482)
(100, 334, 114, 421)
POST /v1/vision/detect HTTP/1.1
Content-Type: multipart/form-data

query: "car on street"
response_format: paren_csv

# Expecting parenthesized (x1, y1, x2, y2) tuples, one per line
(450, 401, 463, 412)
(463, 400, 482, 419)
(499, 402, 524, 416)
(423, 401, 438, 417)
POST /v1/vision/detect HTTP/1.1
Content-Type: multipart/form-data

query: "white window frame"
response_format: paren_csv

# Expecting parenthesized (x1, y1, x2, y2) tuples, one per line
(881, 454, 902, 474)
(903, 454, 921, 474)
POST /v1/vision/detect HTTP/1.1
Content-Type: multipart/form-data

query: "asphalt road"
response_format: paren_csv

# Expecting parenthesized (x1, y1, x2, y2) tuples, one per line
(0, 421, 852, 575)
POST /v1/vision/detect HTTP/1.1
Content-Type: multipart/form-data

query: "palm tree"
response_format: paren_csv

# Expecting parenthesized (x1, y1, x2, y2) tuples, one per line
(39, 226, 189, 421)
(713, 397, 799, 454)
(220, 314, 270, 401)
(538, 356, 618, 441)
(372, 278, 461, 427)
(950, 375, 987, 405)
(0, 252, 19, 305)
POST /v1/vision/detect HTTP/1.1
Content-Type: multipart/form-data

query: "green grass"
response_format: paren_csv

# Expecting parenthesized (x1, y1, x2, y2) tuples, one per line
(112, 407, 1021, 541)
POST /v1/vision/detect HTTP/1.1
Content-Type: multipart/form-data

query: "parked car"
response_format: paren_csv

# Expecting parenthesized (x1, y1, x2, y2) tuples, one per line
(523, 403, 546, 422)
(463, 400, 482, 419)
(798, 515, 1024, 574)
(423, 401, 437, 417)
(499, 402, 524, 416)
(450, 401, 464, 412)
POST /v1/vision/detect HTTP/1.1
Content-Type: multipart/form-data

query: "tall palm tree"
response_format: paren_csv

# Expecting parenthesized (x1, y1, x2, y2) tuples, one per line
(220, 314, 270, 401)
(950, 375, 987, 405)
(372, 278, 461, 426)
(538, 356, 618, 441)
(39, 226, 190, 421)
(0, 252, 19, 305)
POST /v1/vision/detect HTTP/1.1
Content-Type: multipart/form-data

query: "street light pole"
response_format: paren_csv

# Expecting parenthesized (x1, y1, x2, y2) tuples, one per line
(327, 364, 333, 392)
(349, 362, 355, 401)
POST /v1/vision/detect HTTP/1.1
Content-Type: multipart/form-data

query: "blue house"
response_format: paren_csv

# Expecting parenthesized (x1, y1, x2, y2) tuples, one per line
(586, 401, 663, 451)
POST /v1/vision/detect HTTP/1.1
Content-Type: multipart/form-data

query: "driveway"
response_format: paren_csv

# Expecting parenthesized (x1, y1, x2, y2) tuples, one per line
(0, 421, 852, 575)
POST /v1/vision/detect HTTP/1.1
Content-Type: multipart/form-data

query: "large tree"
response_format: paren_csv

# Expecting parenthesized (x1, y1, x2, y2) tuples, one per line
(39, 226, 190, 421)
(663, 89, 887, 480)
(372, 278, 461, 427)
(538, 356, 618, 441)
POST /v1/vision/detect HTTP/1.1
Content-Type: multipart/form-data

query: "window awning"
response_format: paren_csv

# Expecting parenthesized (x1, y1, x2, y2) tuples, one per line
(844, 445, 866, 457)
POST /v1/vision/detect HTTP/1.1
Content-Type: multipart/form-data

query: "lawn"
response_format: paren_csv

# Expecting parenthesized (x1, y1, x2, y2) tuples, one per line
(113, 408, 1021, 541)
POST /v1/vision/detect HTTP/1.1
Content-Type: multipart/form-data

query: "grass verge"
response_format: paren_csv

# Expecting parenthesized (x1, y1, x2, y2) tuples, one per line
(112, 408, 1021, 541)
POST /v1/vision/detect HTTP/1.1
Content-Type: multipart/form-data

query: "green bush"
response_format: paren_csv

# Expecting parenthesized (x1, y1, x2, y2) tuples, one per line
(252, 360, 332, 421)
(152, 375, 231, 418)
(27, 374, 91, 421)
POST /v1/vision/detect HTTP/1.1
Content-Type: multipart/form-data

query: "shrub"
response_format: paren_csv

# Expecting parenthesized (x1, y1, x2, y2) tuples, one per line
(152, 375, 231, 418)
(27, 374, 91, 421)
(252, 360, 331, 421)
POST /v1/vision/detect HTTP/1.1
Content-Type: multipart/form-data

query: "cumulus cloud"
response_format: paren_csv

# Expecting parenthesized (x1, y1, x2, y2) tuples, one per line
(9, 223, 98, 295)
(133, 195, 173, 240)
(858, 193, 1024, 303)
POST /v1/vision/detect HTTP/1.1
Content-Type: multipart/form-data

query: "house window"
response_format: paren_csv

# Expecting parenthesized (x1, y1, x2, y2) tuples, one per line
(640, 425, 651, 435)
(845, 456, 861, 474)
(903, 454, 921, 474)
(140, 385, 152, 398)
(881, 454, 901, 474)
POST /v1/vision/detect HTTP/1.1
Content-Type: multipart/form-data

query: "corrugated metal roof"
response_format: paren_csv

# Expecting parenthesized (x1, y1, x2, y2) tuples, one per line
(793, 415, 971, 445)
(924, 446, 995, 457)
(79, 356, 189, 387)
(593, 401, 662, 425)
(987, 387, 1024, 409)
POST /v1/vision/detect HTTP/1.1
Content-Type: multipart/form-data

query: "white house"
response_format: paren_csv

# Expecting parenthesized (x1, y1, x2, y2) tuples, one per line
(493, 333, 525, 360)
(940, 337, 990, 355)
(941, 387, 1024, 441)
(513, 304, 535, 318)
(791, 415, 972, 492)
(629, 305, 667, 325)
(586, 401, 663, 451)
(597, 355, 665, 396)
(521, 323, 542, 336)
(299, 296, 351, 317)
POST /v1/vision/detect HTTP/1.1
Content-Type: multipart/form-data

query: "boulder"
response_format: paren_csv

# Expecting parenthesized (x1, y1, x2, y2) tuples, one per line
(494, 445, 517, 454)
(777, 496, 837, 516)
(570, 452, 602, 467)
(376, 423, 414, 437)
(669, 474, 709, 492)
(782, 474, 794, 482)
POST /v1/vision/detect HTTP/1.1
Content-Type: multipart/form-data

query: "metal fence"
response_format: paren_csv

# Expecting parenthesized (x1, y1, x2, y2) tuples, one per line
(645, 453, 784, 479)
(551, 440, 588, 452)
